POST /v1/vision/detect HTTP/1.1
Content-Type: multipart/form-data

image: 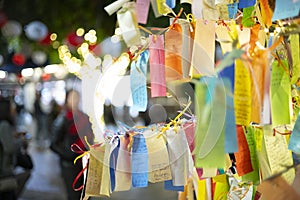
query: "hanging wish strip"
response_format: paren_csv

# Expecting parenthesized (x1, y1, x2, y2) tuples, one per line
(190, 19, 216, 77)
(289, 114, 300, 154)
(84, 145, 106, 198)
(193, 77, 226, 169)
(117, 2, 141, 47)
(144, 129, 172, 183)
(130, 50, 149, 112)
(136, 0, 151, 24)
(234, 125, 253, 176)
(149, 34, 167, 97)
(270, 60, 292, 126)
(165, 128, 190, 187)
(114, 135, 132, 191)
(109, 136, 120, 192)
(131, 133, 148, 188)
(165, 22, 183, 81)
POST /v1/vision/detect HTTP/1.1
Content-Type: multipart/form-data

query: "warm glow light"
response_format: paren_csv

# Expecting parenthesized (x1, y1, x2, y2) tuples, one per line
(0, 70, 6, 79)
(88, 29, 96, 35)
(44, 64, 59, 74)
(76, 28, 85, 36)
(50, 33, 57, 41)
(21, 68, 34, 77)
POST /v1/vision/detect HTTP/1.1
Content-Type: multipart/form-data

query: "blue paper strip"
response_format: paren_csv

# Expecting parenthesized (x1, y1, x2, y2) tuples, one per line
(166, 0, 176, 8)
(224, 79, 238, 153)
(109, 137, 120, 192)
(219, 62, 235, 92)
(164, 180, 184, 191)
(130, 50, 149, 112)
(289, 114, 300, 154)
(272, 0, 300, 21)
(238, 0, 256, 9)
(227, 3, 238, 19)
(131, 134, 148, 188)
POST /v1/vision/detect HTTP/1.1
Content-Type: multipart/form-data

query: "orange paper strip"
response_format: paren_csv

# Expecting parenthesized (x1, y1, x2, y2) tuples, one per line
(234, 125, 253, 176)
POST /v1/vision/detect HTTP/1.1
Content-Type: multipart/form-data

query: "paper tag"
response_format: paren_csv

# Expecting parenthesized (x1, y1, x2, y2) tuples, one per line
(242, 126, 260, 185)
(85, 146, 105, 197)
(131, 133, 149, 187)
(216, 3, 229, 20)
(271, 60, 291, 126)
(166, 0, 176, 8)
(289, 114, 300, 154)
(219, 66, 237, 154)
(191, 19, 216, 76)
(136, 0, 151, 24)
(109, 137, 120, 192)
(291, 34, 300, 84)
(100, 143, 111, 196)
(194, 77, 226, 168)
(227, 3, 238, 19)
(202, 0, 219, 20)
(144, 129, 172, 183)
(213, 174, 230, 200)
(150, 0, 163, 18)
(197, 179, 207, 200)
(165, 23, 183, 81)
(234, 59, 251, 125)
(166, 128, 190, 186)
(173, 18, 193, 79)
(104, 0, 131, 15)
(156, 0, 170, 15)
(242, 6, 255, 27)
(130, 50, 149, 112)
(114, 136, 132, 191)
(164, 180, 184, 191)
(238, 0, 255, 8)
(272, 0, 300, 21)
(250, 51, 267, 124)
(216, 24, 233, 54)
(234, 125, 253, 176)
(117, 2, 141, 47)
(263, 126, 295, 184)
(149, 34, 167, 97)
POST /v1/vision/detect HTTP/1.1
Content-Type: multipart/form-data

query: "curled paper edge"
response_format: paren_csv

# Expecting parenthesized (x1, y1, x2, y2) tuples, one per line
(104, 0, 131, 16)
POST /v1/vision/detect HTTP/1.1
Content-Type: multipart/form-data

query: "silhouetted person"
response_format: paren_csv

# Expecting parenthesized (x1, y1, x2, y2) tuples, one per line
(0, 98, 33, 200)
(50, 90, 94, 200)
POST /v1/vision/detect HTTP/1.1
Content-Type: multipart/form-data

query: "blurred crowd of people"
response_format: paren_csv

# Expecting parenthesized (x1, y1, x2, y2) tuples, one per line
(0, 87, 94, 200)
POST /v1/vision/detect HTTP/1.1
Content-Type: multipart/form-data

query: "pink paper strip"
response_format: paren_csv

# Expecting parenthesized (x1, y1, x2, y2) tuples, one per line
(136, 0, 151, 24)
(149, 35, 167, 97)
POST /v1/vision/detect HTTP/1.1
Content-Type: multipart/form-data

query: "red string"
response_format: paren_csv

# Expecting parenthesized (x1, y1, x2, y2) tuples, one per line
(71, 143, 86, 154)
(72, 164, 88, 191)
(273, 128, 292, 136)
(169, 8, 183, 29)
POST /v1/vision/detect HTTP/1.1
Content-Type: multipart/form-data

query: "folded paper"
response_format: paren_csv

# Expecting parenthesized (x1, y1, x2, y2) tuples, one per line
(117, 2, 141, 47)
